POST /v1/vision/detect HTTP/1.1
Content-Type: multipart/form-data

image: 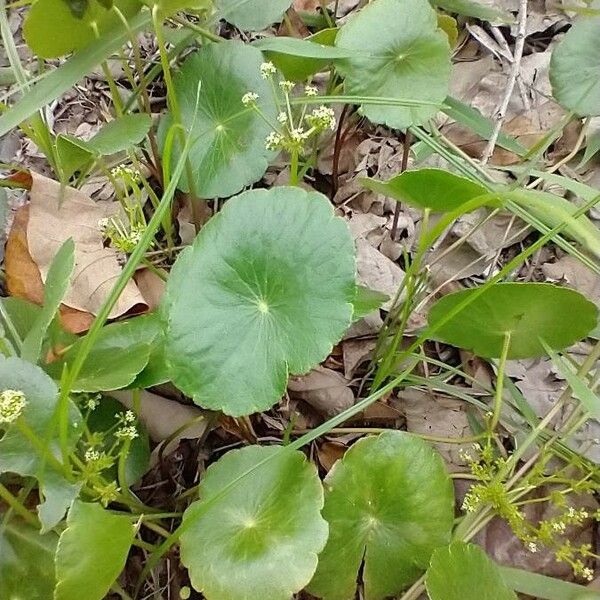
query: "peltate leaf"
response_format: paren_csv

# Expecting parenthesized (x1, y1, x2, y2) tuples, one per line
(215, 0, 292, 30)
(23, 0, 141, 59)
(426, 542, 517, 600)
(0, 356, 82, 531)
(87, 113, 152, 155)
(0, 520, 57, 600)
(164, 186, 355, 416)
(550, 15, 600, 116)
(308, 431, 454, 600)
(180, 445, 328, 600)
(335, 0, 451, 129)
(55, 500, 135, 600)
(428, 282, 598, 359)
(161, 40, 277, 198)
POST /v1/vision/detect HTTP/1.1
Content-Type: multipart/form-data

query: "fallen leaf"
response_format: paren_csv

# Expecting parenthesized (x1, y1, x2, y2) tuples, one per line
(5, 206, 94, 333)
(134, 268, 166, 312)
(543, 255, 600, 308)
(401, 388, 473, 472)
(342, 338, 376, 379)
(355, 238, 404, 310)
(316, 440, 346, 472)
(288, 366, 355, 416)
(27, 172, 146, 319)
(110, 390, 209, 456)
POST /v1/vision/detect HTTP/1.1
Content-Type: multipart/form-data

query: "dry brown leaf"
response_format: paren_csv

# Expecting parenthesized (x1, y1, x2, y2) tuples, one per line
(27, 172, 146, 319)
(134, 268, 166, 312)
(316, 441, 347, 472)
(111, 390, 209, 457)
(288, 366, 355, 416)
(401, 388, 473, 472)
(342, 338, 376, 379)
(5, 205, 94, 333)
(356, 238, 404, 310)
(543, 255, 600, 308)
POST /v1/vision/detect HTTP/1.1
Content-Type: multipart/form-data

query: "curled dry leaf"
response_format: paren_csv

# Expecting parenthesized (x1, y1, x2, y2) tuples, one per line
(27, 172, 146, 319)
(288, 366, 355, 416)
(5, 206, 93, 333)
(342, 338, 377, 379)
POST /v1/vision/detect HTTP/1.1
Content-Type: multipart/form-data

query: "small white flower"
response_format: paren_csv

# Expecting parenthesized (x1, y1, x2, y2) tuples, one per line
(306, 105, 336, 131)
(552, 521, 566, 533)
(290, 127, 307, 143)
(0, 389, 27, 424)
(86, 397, 100, 411)
(582, 567, 594, 581)
(241, 92, 259, 106)
(279, 80, 294, 93)
(527, 542, 538, 553)
(115, 425, 138, 441)
(304, 85, 318, 97)
(260, 62, 277, 79)
(568, 507, 577, 518)
(85, 448, 101, 462)
(265, 132, 283, 151)
(124, 410, 136, 423)
(277, 112, 288, 124)
(111, 165, 139, 182)
(98, 217, 110, 233)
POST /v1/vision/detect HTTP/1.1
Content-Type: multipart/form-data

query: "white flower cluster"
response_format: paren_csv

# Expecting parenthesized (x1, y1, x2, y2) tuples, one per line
(306, 105, 336, 131)
(115, 425, 138, 441)
(0, 389, 26, 424)
(242, 92, 259, 107)
(110, 165, 140, 184)
(260, 62, 277, 79)
(85, 448, 101, 463)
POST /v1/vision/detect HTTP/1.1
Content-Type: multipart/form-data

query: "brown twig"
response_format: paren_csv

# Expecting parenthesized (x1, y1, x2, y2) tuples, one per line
(330, 104, 350, 201)
(480, 0, 528, 165)
(391, 130, 412, 240)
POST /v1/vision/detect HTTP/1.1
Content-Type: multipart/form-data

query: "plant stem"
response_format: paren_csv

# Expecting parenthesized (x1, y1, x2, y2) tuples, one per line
(490, 331, 512, 432)
(0, 482, 39, 526)
(289, 149, 300, 186)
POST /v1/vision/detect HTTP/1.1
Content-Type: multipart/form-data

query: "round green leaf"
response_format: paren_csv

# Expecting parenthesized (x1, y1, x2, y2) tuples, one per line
(426, 542, 517, 600)
(180, 445, 328, 600)
(308, 431, 454, 600)
(164, 186, 355, 416)
(23, 0, 140, 59)
(335, 0, 451, 129)
(215, 0, 292, 30)
(550, 16, 600, 116)
(0, 520, 57, 600)
(361, 168, 488, 212)
(428, 283, 598, 359)
(161, 40, 277, 198)
(55, 501, 136, 600)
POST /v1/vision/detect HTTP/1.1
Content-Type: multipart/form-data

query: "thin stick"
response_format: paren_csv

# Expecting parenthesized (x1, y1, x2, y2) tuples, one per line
(480, 0, 528, 165)
(391, 131, 411, 239)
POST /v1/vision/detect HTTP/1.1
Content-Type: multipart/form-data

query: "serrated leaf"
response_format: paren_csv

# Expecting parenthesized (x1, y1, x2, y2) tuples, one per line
(362, 168, 488, 212)
(55, 501, 135, 600)
(426, 542, 517, 600)
(215, 0, 292, 30)
(180, 445, 328, 600)
(0, 520, 57, 600)
(21, 238, 74, 364)
(428, 282, 598, 359)
(550, 15, 600, 116)
(0, 356, 82, 530)
(308, 431, 454, 600)
(23, 0, 141, 59)
(45, 315, 158, 391)
(160, 40, 277, 198)
(164, 186, 355, 416)
(335, 0, 451, 129)
(502, 188, 600, 259)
